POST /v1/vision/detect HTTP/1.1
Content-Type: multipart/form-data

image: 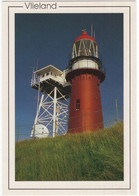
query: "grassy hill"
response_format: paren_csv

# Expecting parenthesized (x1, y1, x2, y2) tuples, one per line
(15, 122, 123, 181)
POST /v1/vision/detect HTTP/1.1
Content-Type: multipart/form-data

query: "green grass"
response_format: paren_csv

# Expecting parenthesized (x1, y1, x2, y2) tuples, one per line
(15, 122, 123, 181)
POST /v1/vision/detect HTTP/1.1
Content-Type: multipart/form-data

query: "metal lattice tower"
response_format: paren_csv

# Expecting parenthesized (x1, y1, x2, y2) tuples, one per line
(30, 65, 71, 138)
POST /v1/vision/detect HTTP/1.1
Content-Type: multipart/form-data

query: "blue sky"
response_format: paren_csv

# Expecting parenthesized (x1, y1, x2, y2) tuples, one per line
(15, 13, 123, 140)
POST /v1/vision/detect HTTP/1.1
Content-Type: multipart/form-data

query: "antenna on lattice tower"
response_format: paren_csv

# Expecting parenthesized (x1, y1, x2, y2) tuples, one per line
(32, 66, 34, 78)
(36, 58, 39, 71)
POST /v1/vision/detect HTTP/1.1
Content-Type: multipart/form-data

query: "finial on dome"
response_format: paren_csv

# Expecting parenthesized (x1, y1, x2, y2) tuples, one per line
(82, 29, 86, 32)
(82, 29, 87, 35)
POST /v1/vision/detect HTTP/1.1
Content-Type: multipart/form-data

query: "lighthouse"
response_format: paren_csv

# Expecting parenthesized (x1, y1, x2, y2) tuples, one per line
(66, 30, 105, 134)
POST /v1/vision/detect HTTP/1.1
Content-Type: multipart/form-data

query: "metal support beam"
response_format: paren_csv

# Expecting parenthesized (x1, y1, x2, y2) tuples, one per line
(35, 93, 44, 125)
(30, 87, 69, 138)
(30, 93, 44, 137)
(53, 87, 57, 137)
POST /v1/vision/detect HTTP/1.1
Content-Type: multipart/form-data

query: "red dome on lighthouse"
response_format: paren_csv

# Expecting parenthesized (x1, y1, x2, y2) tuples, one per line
(74, 31, 96, 43)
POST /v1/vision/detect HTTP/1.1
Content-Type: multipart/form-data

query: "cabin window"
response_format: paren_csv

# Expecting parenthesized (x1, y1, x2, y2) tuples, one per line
(76, 99, 80, 110)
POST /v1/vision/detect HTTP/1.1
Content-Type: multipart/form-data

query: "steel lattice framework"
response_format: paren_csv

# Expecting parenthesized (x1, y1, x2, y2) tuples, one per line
(30, 87, 69, 137)
(30, 65, 70, 138)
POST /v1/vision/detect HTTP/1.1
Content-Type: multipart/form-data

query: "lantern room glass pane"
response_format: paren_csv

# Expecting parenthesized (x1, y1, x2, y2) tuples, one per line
(74, 39, 97, 58)
(84, 40, 90, 48)
(75, 41, 80, 52)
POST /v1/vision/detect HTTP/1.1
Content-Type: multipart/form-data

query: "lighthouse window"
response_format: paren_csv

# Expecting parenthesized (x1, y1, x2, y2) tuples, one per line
(76, 99, 80, 110)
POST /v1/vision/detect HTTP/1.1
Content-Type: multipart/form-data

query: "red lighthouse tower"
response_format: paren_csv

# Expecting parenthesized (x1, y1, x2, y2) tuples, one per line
(66, 30, 105, 134)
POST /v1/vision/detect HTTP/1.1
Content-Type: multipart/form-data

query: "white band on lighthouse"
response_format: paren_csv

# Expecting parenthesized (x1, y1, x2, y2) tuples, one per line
(72, 59, 99, 70)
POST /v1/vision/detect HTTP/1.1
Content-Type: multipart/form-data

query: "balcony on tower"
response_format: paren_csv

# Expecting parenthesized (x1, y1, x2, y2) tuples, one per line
(31, 65, 71, 98)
